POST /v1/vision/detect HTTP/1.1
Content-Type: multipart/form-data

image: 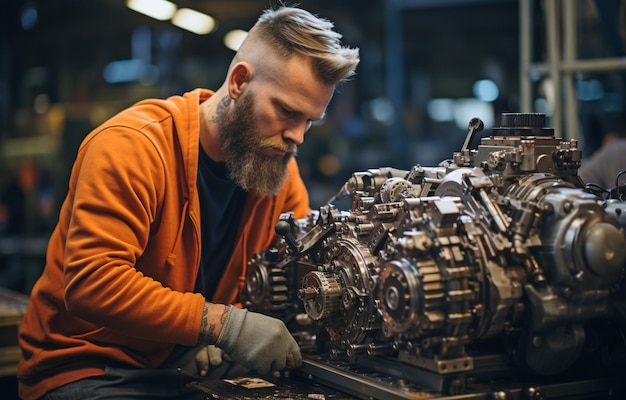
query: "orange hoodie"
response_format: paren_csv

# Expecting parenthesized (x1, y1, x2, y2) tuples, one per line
(17, 88, 310, 399)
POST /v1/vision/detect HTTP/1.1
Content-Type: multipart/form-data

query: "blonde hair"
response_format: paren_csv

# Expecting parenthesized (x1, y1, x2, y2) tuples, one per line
(238, 6, 360, 85)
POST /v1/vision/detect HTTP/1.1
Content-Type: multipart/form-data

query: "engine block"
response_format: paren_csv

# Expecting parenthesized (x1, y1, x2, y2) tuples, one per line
(242, 113, 626, 397)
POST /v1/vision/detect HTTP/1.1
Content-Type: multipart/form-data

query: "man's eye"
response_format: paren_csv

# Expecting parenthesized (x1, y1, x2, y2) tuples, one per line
(280, 107, 294, 117)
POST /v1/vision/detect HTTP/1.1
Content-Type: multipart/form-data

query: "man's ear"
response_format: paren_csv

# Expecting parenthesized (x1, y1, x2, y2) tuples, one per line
(228, 62, 253, 100)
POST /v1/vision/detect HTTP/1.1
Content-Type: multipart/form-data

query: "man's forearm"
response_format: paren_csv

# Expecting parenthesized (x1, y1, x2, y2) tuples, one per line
(197, 302, 230, 345)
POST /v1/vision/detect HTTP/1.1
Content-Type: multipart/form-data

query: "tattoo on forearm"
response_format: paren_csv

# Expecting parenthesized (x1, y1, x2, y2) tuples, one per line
(220, 305, 229, 325)
(198, 303, 231, 345)
(198, 303, 211, 344)
(210, 96, 231, 123)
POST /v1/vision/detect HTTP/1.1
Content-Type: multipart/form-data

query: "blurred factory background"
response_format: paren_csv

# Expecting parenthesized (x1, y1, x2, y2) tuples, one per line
(0, 0, 625, 295)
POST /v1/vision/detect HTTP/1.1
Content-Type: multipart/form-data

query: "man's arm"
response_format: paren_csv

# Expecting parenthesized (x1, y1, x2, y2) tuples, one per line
(197, 302, 229, 344)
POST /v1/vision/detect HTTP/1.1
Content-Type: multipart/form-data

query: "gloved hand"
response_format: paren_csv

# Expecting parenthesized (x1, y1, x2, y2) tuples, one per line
(216, 306, 302, 375)
(195, 345, 231, 376)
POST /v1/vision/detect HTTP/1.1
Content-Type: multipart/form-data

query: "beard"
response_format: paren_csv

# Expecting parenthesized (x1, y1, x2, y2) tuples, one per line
(216, 91, 297, 196)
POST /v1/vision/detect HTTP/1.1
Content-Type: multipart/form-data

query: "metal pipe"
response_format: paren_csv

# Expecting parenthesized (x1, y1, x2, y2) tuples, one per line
(563, 0, 579, 141)
(529, 57, 626, 73)
(519, 0, 533, 112)
(546, 0, 562, 138)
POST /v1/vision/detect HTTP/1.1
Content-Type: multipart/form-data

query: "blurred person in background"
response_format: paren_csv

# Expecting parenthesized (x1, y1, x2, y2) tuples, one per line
(0, 160, 54, 293)
(0, 165, 26, 292)
(579, 111, 626, 191)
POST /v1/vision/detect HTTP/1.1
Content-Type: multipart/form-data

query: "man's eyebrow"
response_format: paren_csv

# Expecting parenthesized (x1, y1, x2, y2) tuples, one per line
(274, 98, 298, 113)
(274, 98, 324, 120)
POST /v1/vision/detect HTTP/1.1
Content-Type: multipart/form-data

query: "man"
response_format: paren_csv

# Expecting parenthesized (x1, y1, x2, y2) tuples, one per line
(579, 111, 626, 190)
(18, 6, 359, 399)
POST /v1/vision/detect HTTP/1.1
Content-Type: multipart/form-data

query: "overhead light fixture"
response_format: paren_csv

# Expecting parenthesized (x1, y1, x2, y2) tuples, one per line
(126, 0, 176, 21)
(172, 8, 216, 35)
(224, 29, 248, 51)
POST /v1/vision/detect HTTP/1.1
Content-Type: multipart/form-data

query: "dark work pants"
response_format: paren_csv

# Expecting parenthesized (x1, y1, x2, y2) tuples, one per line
(39, 345, 250, 400)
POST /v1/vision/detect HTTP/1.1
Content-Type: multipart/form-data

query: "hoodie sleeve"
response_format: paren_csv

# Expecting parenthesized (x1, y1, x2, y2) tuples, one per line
(62, 124, 205, 346)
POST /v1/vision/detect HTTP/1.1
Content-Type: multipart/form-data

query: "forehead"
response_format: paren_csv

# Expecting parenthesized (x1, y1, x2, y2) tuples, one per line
(255, 55, 335, 117)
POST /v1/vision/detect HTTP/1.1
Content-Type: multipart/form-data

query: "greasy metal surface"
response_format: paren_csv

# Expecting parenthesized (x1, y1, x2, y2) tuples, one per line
(188, 372, 356, 400)
(188, 355, 624, 400)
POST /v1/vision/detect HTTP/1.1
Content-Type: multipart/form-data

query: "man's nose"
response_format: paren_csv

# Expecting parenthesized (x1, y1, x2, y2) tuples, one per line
(283, 123, 307, 145)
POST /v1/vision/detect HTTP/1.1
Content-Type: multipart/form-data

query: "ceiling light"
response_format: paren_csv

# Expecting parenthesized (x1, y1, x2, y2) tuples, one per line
(126, 0, 176, 21)
(172, 8, 216, 35)
(224, 29, 248, 51)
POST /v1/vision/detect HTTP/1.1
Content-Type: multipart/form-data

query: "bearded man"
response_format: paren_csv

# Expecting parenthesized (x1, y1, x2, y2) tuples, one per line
(17, 6, 359, 399)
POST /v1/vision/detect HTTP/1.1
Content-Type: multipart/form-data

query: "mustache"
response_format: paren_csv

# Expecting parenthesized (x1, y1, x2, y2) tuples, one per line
(261, 143, 298, 156)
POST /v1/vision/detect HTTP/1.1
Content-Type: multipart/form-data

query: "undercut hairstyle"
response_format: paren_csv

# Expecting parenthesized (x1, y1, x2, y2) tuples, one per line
(237, 6, 360, 85)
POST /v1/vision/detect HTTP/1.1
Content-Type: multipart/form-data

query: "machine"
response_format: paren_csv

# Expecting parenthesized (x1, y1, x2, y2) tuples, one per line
(240, 113, 626, 399)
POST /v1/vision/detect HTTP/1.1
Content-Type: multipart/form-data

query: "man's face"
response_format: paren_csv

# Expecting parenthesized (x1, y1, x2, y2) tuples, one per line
(217, 54, 335, 195)
(217, 89, 294, 195)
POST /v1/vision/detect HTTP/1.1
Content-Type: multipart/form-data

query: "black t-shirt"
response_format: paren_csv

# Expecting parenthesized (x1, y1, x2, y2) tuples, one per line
(195, 148, 246, 300)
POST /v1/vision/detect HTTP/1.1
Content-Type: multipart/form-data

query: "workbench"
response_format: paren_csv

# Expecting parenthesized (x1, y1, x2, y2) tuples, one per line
(0, 287, 28, 377)
(188, 371, 357, 400)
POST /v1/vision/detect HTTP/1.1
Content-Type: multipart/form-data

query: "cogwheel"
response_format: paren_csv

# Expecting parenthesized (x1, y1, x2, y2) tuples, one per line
(243, 262, 289, 318)
(299, 271, 342, 321)
(379, 258, 444, 338)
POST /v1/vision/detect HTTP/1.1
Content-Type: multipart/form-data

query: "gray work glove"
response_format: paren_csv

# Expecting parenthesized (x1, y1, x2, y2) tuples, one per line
(195, 345, 231, 376)
(216, 306, 302, 375)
